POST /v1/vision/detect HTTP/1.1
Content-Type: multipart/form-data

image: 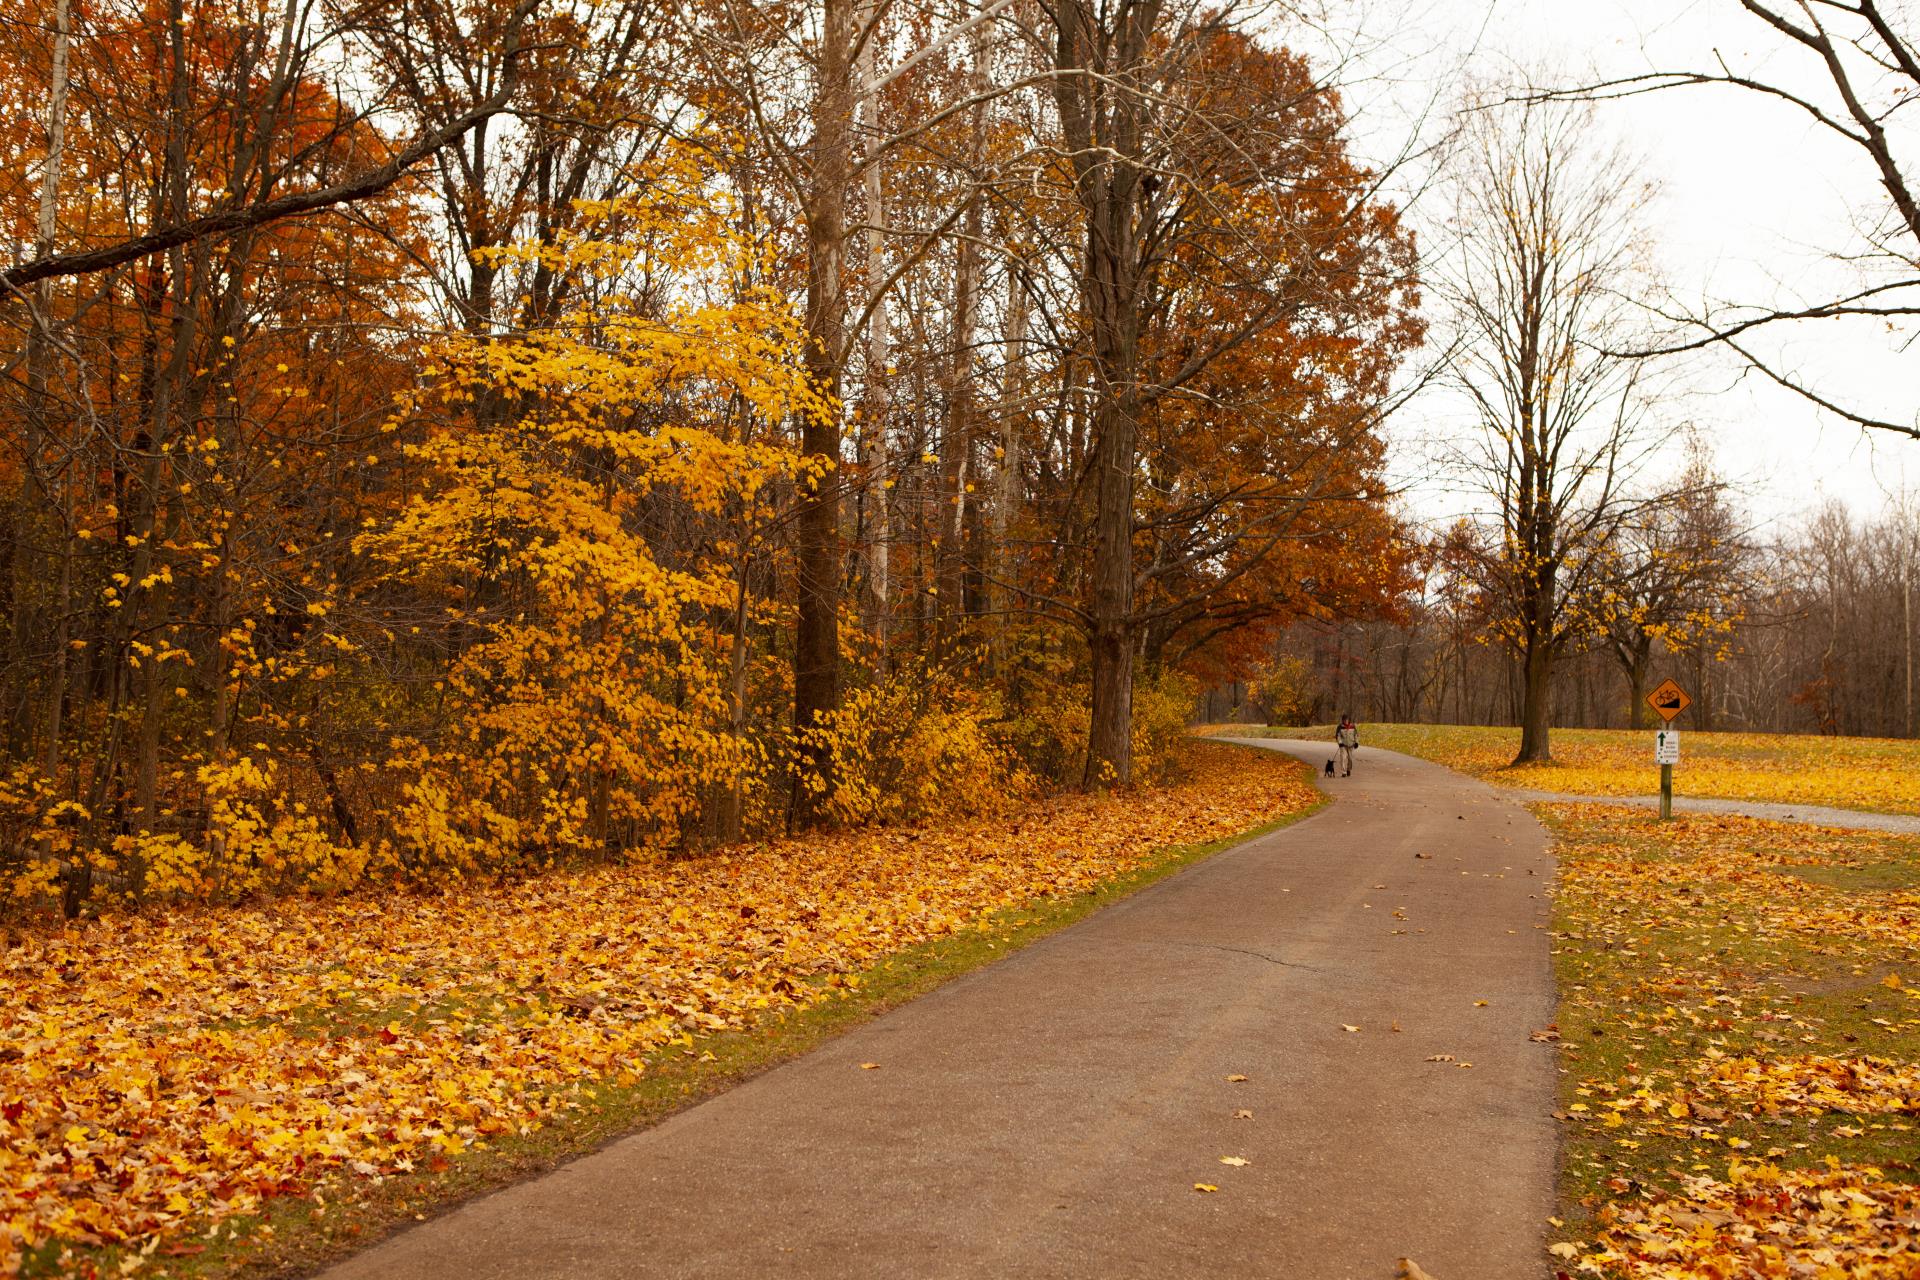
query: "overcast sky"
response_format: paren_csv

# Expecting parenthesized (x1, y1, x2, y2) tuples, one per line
(1341, 0, 1920, 533)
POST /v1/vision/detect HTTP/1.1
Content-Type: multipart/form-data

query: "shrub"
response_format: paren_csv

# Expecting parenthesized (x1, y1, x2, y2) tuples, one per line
(795, 655, 1035, 826)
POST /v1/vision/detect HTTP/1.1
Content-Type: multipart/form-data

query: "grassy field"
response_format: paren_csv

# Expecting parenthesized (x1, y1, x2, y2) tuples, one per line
(6, 741, 1320, 1279)
(1541, 803, 1920, 1277)
(1203, 722, 1920, 816)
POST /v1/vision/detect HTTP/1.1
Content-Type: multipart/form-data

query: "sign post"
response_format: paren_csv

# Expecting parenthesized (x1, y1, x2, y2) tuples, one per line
(1647, 679, 1691, 821)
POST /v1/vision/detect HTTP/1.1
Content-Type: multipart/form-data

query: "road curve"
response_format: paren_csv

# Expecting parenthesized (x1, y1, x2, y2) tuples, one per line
(320, 739, 1559, 1280)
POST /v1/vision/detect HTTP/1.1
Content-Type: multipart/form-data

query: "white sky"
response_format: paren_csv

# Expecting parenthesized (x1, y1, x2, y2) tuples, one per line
(1338, 0, 1920, 533)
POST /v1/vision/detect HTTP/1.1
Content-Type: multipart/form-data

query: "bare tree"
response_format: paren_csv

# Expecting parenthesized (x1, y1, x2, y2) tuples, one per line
(1554, 2, 1920, 438)
(1442, 95, 1666, 763)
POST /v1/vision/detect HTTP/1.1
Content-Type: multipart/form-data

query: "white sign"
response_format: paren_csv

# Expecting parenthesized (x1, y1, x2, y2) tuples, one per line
(1654, 729, 1680, 765)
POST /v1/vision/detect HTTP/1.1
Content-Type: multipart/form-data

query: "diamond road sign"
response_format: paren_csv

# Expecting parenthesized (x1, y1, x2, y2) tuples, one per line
(1647, 679, 1691, 723)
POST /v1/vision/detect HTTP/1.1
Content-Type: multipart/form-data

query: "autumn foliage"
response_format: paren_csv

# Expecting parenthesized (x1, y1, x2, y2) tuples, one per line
(0, 0, 1415, 915)
(0, 741, 1315, 1271)
(1544, 805, 1920, 1276)
(0, 0, 1405, 1268)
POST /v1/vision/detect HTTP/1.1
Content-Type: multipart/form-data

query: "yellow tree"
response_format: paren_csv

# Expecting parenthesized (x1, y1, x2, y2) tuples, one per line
(1592, 450, 1748, 726)
(358, 145, 828, 868)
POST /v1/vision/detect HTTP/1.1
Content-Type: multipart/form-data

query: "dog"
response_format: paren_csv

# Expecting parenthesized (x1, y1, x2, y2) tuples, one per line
(1324, 758, 1336, 777)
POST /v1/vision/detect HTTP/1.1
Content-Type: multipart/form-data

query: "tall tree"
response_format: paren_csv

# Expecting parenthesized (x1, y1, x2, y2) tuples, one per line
(1028, 2, 1420, 785)
(1442, 95, 1664, 763)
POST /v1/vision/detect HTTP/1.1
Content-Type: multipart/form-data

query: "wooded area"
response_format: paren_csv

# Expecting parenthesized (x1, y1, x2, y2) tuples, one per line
(1232, 496, 1920, 741)
(3, 0, 1917, 916)
(0, 0, 1418, 913)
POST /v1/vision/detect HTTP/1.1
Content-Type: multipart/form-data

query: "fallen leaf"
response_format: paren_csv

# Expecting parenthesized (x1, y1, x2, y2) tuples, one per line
(859, 1062, 879, 1070)
(1225, 1074, 1248, 1082)
(1473, 999, 1489, 1007)
(1219, 1155, 1249, 1167)
(0, 740, 1323, 1266)
(1194, 1183, 1219, 1193)
(1397, 1259, 1438, 1280)
(1232, 1109, 1254, 1119)
(1426, 1054, 1455, 1062)
(1341, 1024, 1361, 1033)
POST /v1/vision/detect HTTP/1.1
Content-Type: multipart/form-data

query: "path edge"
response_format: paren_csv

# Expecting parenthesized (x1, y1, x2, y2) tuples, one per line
(244, 747, 1328, 1280)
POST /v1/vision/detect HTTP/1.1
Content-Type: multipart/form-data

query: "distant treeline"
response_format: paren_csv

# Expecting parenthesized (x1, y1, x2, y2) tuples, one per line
(1214, 499, 1920, 740)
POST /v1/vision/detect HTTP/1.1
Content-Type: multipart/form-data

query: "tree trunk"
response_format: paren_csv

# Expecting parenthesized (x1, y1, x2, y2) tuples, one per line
(990, 268, 1027, 664)
(1051, 0, 1157, 790)
(790, 0, 856, 827)
(1083, 387, 1138, 788)
(134, 0, 200, 828)
(717, 567, 751, 843)
(856, 0, 890, 657)
(10, 0, 73, 761)
(1515, 637, 1554, 762)
(1626, 652, 1648, 730)
(936, 20, 990, 632)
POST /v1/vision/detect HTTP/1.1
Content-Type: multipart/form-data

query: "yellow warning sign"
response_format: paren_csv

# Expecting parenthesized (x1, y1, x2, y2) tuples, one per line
(1647, 679, 1691, 723)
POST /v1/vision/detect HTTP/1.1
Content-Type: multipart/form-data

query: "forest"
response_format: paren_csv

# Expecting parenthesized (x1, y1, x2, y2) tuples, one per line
(1232, 497, 1920, 741)
(8, 1, 1920, 1276)
(0, 0, 1423, 914)
(1, 0, 1916, 909)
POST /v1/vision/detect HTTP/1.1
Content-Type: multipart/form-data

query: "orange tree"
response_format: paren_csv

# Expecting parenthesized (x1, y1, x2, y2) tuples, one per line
(1014, 19, 1421, 782)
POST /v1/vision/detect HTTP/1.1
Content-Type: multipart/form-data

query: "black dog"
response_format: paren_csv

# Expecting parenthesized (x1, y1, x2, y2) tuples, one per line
(1324, 759, 1336, 777)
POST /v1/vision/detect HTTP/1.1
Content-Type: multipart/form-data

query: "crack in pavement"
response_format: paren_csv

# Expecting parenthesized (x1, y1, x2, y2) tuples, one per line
(1170, 939, 1314, 969)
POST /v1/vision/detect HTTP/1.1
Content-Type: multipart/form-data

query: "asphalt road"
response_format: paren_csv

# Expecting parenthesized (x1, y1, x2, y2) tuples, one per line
(320, 739, 1559, 1280)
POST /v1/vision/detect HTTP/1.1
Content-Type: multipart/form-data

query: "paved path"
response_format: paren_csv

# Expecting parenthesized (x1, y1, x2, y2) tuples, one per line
(322, 740, 1559, 1280)
(1506, 788, 1920, 834)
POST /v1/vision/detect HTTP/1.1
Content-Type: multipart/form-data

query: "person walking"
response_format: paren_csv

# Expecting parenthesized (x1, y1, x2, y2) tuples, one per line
(1335, 715, 1359, 777)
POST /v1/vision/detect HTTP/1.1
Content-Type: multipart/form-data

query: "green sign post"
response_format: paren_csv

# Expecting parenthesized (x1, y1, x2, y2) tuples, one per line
(1647, 680, 1691, 821)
